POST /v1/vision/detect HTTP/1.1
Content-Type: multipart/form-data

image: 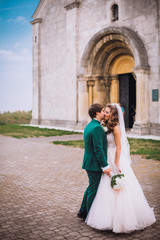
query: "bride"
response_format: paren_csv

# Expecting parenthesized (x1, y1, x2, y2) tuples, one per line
(85, 103, 156, 233)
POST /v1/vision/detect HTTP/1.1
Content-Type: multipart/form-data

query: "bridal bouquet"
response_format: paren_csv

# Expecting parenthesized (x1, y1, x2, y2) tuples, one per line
(102, 125, 108, 132)
(111, 173, 125, 190)
(101, 121, 109, 133)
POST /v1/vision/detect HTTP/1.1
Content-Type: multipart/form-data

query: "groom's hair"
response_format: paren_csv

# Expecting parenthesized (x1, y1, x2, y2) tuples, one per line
(88, 103, 104, 119)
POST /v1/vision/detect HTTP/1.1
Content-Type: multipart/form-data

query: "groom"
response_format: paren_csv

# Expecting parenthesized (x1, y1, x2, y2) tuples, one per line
(77, 103, 111, 219)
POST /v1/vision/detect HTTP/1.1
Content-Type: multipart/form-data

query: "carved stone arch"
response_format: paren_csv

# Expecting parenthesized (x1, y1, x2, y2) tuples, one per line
(110, 55, 135, 74)
(102, 49, 133, 75)
(93, 43, 133, 76)
(91, 41, 127, 74)
(78, 27, 150, 134)
(79, 27, 149, 77)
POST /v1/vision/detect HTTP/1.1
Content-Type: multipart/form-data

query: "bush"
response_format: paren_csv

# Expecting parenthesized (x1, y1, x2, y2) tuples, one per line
(0, 111, 32, 125)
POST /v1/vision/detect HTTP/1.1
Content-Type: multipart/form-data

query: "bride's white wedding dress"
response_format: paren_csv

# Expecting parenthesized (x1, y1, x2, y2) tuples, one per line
(85, 131, 156, 233)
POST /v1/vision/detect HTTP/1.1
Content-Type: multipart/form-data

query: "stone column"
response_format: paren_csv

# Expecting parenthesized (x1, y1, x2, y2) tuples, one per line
(64, 2, 80, 124)
(87, 80, 95, 106)
(110, 75, 119, 103)
(77, 79, 88, 125)
(30, 18, 42, 125)
(104, 76, 111, 105)
(132, 67, 150, 135)
(93, 76, 106, 105)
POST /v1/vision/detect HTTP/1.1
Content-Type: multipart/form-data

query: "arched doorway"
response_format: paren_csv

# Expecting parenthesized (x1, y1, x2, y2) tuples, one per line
(110, 55, 136, 128)
(78, 27, 150, 134)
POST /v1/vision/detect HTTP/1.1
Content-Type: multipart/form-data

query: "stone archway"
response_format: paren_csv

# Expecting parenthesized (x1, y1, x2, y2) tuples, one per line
(78, 27, 150, 134)
(109, 55, 135, 103)
(109, 55, 136, 128)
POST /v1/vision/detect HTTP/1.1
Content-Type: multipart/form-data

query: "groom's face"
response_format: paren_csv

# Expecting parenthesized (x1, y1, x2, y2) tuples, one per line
(97, 108, 105, 120)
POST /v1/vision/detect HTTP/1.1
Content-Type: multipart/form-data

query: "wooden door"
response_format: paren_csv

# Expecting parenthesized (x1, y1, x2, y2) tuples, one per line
(119, 74, 129, 128)
(118, 73, 136, 128)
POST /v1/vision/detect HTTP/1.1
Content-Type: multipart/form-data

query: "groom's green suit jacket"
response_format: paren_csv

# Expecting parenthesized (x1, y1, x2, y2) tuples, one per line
(82, 119, 108, 172)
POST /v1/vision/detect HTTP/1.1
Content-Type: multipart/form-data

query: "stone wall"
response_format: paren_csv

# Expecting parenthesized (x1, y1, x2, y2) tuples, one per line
(31, 0, 160, 134)
(78, 0, 159, 126)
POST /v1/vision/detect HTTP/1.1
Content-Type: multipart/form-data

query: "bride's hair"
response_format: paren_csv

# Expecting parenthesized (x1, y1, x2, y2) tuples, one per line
(104, 104, 119, 131)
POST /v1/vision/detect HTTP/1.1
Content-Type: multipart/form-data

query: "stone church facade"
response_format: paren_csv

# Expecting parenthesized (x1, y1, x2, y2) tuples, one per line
(31, 0, 160, 135)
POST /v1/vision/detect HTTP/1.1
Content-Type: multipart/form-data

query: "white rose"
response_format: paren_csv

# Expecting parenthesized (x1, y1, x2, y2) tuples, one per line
(102, 126, 108, 132)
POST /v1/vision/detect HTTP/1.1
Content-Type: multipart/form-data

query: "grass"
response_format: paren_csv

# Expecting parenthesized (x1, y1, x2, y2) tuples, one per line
(0, 125, 80, 139)
(0, 111, 80, 138)
(53, 138, 160, 161)
(53, 140, 84, 148)
(0, 111, 32, 125)
(128, 138, 160, 161)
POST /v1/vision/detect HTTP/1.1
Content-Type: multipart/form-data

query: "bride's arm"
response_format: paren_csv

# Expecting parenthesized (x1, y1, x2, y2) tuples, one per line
(113, 126, 121, 172)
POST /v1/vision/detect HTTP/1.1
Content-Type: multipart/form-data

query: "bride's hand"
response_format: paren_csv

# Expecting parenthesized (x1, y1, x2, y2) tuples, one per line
(115, 163, 121, 173)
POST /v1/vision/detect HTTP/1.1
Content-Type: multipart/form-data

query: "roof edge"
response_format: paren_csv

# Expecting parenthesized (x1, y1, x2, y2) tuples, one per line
(32, 0, 45, 19)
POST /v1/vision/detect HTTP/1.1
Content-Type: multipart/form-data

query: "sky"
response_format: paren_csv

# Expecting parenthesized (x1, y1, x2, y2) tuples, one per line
(0, 0, 40, 112)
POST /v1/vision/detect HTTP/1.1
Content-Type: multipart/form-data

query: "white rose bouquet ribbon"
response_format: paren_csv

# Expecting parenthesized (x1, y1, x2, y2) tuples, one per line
(111, 172, 126, 190)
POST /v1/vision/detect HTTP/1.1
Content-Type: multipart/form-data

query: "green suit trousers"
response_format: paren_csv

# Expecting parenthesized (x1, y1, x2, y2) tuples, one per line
(79, 170, 102, 217)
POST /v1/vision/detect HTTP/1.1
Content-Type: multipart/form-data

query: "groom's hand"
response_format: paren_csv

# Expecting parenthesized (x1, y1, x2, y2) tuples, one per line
(104, 168, 112, 177)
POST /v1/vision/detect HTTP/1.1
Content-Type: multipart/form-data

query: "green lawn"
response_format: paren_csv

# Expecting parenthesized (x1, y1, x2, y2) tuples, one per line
(128, 138, 160, 161)
(0, 125, 80, 139)
(53, 140, 84, 148)
(53, 138, 160, 161)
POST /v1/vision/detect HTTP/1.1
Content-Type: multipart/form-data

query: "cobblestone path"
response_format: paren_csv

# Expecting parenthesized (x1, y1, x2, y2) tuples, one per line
(0, 135, 159, 240)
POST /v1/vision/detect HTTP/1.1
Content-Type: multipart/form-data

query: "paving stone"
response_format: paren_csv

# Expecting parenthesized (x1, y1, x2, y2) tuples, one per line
(78, 238, 90, 240)
(0, 135, 159, 240)
(53, 236, 65, 240)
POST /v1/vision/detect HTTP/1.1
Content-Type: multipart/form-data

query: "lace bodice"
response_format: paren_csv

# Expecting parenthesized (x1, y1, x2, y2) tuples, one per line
(107, 132, 116, 149)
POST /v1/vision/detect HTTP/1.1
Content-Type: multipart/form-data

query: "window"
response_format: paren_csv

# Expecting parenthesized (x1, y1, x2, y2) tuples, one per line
(111, 4, 119, 22)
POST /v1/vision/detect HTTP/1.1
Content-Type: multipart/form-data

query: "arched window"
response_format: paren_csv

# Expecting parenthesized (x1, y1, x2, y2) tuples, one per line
(111, 4, 119, 22)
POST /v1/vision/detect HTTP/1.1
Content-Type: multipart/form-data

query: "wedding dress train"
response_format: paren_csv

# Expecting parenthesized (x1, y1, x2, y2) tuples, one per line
(85, 132, 156, 233)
